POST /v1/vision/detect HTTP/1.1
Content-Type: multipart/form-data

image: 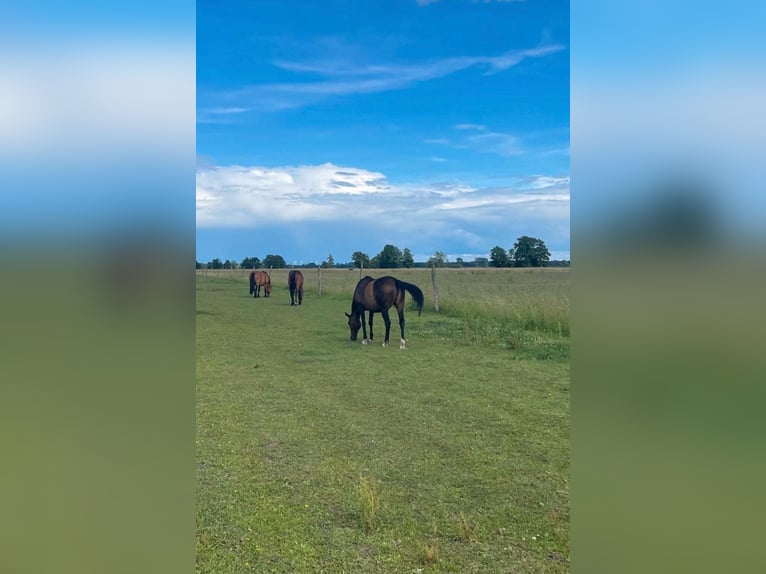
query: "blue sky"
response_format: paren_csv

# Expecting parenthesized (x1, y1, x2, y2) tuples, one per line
(196, 0, 569, 264)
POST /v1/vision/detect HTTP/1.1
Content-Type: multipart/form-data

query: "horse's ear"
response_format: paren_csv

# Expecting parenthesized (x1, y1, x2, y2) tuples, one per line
(344, 312, 351, 318)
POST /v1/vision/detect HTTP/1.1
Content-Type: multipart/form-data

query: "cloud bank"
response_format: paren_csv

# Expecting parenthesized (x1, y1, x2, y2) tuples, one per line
(197, 163, 569, 253)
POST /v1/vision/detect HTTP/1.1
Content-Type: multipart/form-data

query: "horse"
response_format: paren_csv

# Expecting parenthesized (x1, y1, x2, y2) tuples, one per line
(288, 269, 304, 306)
(345, 275, 424, 349)
(249, 270, 272, 298)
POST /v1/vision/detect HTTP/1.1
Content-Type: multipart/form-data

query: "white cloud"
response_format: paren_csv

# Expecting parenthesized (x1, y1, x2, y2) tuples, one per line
(424, 137, 451, 145)
(426, 124, 525, 156)
(455, 123, 486, 131)
(520, 175, 570, 190)
(197, 162, 569, 238)
(209, 44, 565, 114)
(196, 163, 392, 226)
(467, 131, 524, 156)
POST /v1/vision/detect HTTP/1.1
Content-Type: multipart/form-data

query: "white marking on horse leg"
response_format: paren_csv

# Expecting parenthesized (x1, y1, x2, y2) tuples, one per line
(400, 338, 406, 350)
(362, 339, 369, 345)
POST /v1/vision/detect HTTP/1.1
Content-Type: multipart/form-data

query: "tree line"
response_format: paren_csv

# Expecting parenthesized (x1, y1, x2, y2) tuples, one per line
(196, 236, 569, 270)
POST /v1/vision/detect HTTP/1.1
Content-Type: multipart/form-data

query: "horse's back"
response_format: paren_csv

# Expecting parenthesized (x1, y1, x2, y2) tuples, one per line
(256, 270, 270, 284)
(352, 276, 377, 309)
(288, 269, 304, 287)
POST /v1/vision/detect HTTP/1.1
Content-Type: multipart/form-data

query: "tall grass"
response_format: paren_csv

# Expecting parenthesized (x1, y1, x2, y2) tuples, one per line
(200, 268, 568, 328)
(199, 267, 569, 344)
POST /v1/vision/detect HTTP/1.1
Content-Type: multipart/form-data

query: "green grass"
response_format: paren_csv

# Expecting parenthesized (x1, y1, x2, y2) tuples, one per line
(197, 269, 569, 573)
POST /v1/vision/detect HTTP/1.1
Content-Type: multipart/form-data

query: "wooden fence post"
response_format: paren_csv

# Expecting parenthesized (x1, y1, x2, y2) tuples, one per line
(431, 263, 440, 312)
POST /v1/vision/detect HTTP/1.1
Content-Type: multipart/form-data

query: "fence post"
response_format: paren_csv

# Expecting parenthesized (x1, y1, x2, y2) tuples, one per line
(359, 260, 363, 280)
(431, 262, 440, 312)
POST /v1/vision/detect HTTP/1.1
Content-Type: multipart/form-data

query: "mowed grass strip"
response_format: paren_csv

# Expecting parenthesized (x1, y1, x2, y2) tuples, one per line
(197, 271, 569, 573)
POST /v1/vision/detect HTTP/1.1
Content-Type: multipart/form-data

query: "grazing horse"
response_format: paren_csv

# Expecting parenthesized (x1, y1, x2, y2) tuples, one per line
(288, 269, 304, 306)
(345, 275, 424, 349)
(249, 270, 272, 298)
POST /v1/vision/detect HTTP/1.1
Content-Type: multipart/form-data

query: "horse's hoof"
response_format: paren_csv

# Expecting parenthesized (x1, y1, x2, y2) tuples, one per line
(400, 339, 406, 350)
(362, 339, 369, 345)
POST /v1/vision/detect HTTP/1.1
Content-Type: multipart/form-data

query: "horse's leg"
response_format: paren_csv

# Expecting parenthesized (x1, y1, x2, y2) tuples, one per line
(397, 305, 406, 349)
(298, 288, 303, 305)
(290, 287, 294, 305)
(368, 311, 374, 343)
(360, 310, 369, 344)
(380, 308, 392, 347)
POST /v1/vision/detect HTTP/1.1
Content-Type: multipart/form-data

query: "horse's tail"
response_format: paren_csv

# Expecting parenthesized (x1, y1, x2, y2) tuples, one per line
(397, 280, 424, 316)
(249, 272, 255, 294)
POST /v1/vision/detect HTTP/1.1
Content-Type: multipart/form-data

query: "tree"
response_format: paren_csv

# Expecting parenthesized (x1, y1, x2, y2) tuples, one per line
(351, 252, 368, 268)
(209, 258, 223, 269)
(262, 254, 286, 268)
(321, 253, 335, 268)
(509, 236, 551, 267)
(375, 244, 403, 268)
(240, 256, 261, 269)
(351, 251, 371, 269)
(402, 248, 414, 268)
(489, 245, 509, 267)
(427, 250, 447, 267)
(455, 257, 464, 267)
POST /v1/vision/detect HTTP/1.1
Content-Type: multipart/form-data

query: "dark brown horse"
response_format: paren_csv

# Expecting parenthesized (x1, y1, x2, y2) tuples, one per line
(249, 270, 271, 298)
(288, 269, 304, 306)
(345, 275, 424, 349)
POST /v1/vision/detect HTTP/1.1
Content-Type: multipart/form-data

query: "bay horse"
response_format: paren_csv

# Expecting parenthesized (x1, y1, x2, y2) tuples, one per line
(345, 275, 424, 349)
(288, 269, 304, 306)
(249, 270, 271, 298)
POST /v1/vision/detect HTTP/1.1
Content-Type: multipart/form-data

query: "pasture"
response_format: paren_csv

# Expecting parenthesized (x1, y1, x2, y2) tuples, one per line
(196, 268, 570, 573)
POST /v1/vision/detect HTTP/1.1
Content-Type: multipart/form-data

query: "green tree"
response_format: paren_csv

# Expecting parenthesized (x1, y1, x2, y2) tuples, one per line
(262, 254, 286, 268)
(509, 236, 551, 267)
(240, 256, 261, 269)
(489, 246, 509, 267)
(209, 258, 223, 269)
(351, 251, 371, 269)
(321, 253, 335, 268)
(427, 250, 448, 267)
(375, 244, 403, 268)
(455, 257, 464, 267)
(402, 248, 414, 268)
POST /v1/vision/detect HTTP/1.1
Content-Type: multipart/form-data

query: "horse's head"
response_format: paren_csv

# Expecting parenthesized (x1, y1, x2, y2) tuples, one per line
(264, 282, 272, 297)
(345, 311, 361, 341)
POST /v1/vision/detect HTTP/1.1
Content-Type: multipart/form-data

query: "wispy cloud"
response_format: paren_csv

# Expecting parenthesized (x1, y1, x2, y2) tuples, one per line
(208, 44, 565, 114)
(427, 124, 524, 156)
(455, 123, 486, 131)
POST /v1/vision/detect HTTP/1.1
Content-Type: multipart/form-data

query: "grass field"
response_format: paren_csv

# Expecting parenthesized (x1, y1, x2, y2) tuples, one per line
(196, 268, 569, 573)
